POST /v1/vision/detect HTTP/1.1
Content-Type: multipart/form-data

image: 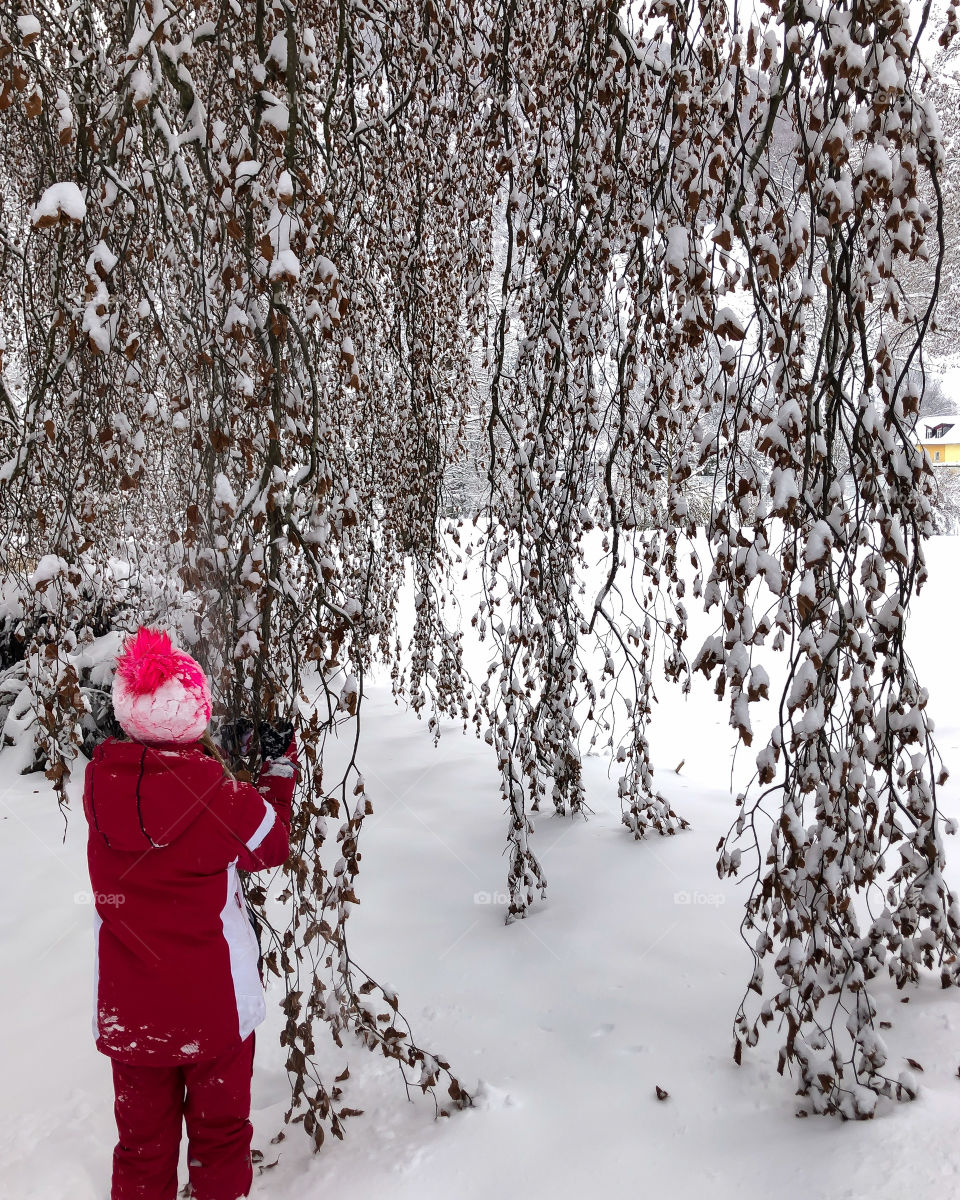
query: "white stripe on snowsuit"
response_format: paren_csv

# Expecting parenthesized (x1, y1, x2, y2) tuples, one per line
(245, 801, 276, 852)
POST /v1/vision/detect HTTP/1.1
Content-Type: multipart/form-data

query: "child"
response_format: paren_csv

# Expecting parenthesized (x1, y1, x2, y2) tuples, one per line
(82, 627, 298, 1200)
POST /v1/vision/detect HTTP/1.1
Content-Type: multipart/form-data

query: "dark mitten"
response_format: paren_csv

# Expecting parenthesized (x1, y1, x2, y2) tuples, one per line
(218, 717, 255, 759)
(258, 718, 294, 761)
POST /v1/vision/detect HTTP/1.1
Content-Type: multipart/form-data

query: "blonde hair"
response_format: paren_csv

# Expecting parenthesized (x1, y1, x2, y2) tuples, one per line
(201, 729, 235, 780)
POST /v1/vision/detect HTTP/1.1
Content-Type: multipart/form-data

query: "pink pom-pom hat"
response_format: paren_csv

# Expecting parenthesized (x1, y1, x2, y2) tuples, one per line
(111, 627, 212, 745)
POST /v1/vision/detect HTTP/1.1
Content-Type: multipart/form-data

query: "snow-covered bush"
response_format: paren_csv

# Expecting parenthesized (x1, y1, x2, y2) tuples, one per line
(0, 557, 134, 773)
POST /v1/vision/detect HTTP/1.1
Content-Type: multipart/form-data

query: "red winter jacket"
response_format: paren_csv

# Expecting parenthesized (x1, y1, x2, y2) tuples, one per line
(82, 736, 297, 1065)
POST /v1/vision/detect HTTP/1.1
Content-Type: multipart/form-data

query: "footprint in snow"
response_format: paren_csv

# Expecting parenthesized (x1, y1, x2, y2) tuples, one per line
(471, 1079, 518, 1110)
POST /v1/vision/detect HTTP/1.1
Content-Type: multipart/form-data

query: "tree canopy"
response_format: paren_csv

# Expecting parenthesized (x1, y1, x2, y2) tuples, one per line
(0, 0, 956, 1129)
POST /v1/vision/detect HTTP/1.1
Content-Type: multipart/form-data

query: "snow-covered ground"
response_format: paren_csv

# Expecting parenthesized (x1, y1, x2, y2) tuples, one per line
(5, 538, 960, 1199)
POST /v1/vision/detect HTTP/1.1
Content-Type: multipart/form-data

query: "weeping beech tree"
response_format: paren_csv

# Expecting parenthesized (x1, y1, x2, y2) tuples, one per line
(1, 0, 957, 1129)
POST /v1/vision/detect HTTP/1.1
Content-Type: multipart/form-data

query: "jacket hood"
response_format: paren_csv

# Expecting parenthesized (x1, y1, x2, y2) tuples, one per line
(85, 738, 226, 852)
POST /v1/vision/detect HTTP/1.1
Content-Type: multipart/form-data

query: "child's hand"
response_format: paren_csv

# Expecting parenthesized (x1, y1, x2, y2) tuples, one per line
(258, 718, 294, 761)
(217, 718, 255, 759)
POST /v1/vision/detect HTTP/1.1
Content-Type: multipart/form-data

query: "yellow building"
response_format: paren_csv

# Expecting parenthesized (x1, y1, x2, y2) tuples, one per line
(915, 414, 960, 465)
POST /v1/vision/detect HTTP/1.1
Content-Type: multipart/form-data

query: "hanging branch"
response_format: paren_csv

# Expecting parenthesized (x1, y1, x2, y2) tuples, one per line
(706, 0, 960, 1116)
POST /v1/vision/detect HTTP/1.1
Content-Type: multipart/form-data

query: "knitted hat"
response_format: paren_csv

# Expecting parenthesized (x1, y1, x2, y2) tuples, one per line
(111, 627, 212, 745)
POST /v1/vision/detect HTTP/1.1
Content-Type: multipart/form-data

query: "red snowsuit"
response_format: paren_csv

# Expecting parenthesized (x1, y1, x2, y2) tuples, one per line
(83, 736, 297, 1200)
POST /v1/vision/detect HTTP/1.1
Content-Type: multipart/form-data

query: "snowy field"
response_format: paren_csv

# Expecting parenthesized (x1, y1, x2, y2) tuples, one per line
(5, 538, 960, 1200)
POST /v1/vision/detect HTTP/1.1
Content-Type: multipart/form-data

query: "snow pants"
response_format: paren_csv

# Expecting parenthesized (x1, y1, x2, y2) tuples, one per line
(110, 1033, 255, 1200)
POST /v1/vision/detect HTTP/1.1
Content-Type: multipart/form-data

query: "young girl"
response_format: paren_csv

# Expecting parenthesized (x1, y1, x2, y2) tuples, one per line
(83, 627, 298, 1200)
